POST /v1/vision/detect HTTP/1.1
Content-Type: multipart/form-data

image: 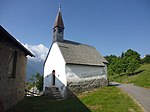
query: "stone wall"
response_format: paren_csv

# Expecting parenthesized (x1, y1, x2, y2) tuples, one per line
(0, 43, 27, 111)
(67, 78, 108, 94)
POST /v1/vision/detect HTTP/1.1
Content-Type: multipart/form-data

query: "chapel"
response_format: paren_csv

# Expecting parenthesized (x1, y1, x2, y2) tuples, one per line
(43, 7, 108, 99)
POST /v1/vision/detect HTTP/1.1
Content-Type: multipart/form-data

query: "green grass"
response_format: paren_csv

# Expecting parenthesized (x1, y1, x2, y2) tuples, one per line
(7, 86, 143, 112)
(113, 64, 150, 88)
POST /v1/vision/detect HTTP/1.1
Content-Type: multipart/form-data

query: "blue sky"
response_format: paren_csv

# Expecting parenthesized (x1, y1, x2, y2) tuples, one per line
(0, 0, 150, 59)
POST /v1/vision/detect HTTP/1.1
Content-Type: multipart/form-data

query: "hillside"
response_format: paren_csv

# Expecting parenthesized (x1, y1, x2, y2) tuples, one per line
(113, 64, 150, 88)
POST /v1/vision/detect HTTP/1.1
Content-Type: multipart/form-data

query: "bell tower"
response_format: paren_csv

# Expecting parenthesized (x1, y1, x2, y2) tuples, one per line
(53, 6, 64, 42)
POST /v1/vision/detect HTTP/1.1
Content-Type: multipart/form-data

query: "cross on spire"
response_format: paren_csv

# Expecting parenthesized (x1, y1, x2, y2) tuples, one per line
(59, 5, 61, 12)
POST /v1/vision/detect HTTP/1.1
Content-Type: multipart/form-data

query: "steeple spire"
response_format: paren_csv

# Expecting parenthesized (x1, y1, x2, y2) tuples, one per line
(53, 6, 65, 42)
(53, 6, 64, 29)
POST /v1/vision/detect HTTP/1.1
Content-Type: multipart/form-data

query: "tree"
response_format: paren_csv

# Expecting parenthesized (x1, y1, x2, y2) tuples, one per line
(127, 58, 140, 74)
(28, 73, 43, 92)
(107, 56, 120, 76)
(121, 57, 128, 73)
(104, 55, 118, 66)
(114, 58, 123, 75)
(141, 54, 150, 64)
(124, 49, 141, 62)
(124, 49, 141, 74)
(121, 52, 125, 58)
(35, 73, 43, 91)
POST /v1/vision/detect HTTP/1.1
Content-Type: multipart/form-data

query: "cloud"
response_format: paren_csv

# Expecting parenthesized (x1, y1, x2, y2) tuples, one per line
(23, 43, 49, 62)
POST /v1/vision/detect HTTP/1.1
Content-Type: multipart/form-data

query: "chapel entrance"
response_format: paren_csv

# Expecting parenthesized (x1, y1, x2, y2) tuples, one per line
(52, 70, 55, 85)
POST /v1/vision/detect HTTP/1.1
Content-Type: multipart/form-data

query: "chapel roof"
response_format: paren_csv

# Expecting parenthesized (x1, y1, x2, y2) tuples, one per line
(0, 25, 34, 57)
(53, 7, 64, 29)
(57, 40, 108, 66)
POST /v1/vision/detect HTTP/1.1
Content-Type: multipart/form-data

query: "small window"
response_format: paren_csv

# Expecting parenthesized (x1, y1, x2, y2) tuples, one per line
(53, 29, 56, 33)
(8, 51, 18, 78)
(58, 29, 63, 34)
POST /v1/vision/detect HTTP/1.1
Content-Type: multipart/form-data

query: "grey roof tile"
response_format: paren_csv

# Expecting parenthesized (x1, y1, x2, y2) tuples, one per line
(57, 40, 108, 66)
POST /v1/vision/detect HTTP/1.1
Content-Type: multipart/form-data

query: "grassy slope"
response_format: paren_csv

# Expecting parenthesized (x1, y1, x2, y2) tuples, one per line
(79, 86, 142, 112)
(113, 64, 150, 88)
(7, 86, 143, 112)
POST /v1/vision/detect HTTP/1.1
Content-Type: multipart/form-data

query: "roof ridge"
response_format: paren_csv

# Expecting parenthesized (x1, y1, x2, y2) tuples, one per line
(58, 39, 95, 48)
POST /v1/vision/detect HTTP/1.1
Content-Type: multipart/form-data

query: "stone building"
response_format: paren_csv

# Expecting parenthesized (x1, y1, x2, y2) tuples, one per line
(43, 8, 108, 99)
(0, 25, 34, 111)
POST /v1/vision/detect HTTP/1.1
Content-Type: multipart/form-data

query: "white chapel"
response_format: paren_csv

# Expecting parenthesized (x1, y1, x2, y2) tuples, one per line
(43, 7, 108, 99)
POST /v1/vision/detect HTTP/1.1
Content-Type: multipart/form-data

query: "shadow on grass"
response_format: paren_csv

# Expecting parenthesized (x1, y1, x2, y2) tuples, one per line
(108, 82, 121, 87)
(7, 95, 91, 112)
(7, 75, 94, 112)
(128, 70, 145, 76)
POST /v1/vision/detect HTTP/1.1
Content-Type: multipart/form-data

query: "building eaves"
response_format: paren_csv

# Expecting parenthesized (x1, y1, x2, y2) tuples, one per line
(0, 25, 34, 57)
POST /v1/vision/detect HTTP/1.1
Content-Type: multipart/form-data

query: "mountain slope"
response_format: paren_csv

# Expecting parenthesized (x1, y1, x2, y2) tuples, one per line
(26, 60, 43, 82)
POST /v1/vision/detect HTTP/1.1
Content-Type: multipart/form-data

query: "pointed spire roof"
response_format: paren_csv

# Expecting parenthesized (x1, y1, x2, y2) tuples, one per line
(54, 6, 64, 29)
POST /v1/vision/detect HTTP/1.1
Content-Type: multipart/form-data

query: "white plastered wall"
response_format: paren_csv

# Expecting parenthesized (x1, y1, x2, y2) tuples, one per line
(66, 64, 107, 82)
(44, 43, 66, 97)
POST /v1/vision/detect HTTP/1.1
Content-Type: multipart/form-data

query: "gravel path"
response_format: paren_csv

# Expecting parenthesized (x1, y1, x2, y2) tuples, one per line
(109, 82, 150, 112)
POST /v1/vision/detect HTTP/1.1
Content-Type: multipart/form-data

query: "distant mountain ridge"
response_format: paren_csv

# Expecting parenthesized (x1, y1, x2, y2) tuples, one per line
(26, 60, 44, 82)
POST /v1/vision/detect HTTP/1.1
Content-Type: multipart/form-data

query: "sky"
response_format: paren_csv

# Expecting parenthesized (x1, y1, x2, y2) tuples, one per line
(0, 0, 150, 61)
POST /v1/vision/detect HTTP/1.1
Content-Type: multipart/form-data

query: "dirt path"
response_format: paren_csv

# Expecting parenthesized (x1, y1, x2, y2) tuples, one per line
(109, 82, 150, 112)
